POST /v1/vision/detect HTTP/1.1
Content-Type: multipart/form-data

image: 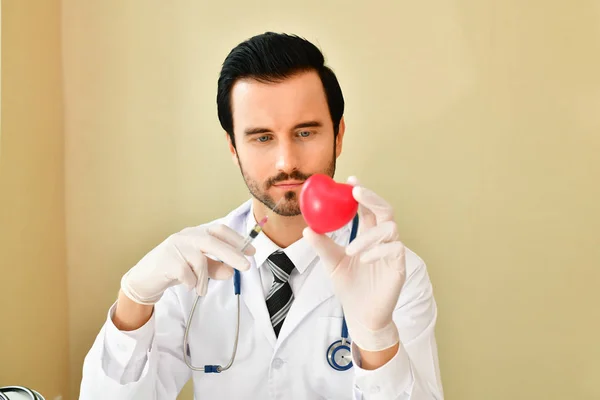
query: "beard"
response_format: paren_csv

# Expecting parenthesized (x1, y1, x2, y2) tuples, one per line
(238, 152, 336, 217)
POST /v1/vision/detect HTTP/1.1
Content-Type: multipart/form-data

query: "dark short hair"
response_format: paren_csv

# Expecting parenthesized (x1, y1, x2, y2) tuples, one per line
(217, 32, 345, 147)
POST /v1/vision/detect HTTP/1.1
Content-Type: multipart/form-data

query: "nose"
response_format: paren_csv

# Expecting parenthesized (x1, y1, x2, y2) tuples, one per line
(274, 139, 299, 172)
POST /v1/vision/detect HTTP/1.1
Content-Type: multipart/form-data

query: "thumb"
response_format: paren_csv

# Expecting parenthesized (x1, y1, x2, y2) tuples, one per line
(303, 227, 346, 271)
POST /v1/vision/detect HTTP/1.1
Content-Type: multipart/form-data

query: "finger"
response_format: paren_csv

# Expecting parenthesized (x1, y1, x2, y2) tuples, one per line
(206, 224, 256, 256)
(303, 227, 346, 272)
(191, 255, 209, 296)
(346, 175, 360, 186)
(175, 244, 210, 296)
(359, 241, 406, 265)
(352, 186, 395, 225)
(346, 221, 399, 256)
(345, 177, 378, 231)
(207, 262, 235, 280)
(357, 203, 377, 231)
(171, 244, 200, 292)
(191, 235, 251, 272)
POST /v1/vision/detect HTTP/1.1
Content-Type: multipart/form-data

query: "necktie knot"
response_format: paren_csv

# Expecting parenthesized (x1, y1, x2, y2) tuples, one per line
(267, 250, 295, 283)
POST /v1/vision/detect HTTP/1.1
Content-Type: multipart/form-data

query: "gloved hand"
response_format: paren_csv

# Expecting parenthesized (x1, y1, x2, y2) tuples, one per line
(121, 224, 255, 305)
(303, 177, 406, 352)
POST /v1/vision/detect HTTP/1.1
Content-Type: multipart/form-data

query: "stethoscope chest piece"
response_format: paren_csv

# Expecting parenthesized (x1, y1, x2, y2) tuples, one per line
(326, 339, 353, 371)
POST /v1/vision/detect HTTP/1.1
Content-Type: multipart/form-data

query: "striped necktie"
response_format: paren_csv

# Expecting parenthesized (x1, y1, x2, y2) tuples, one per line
(265, 250, 296, 337)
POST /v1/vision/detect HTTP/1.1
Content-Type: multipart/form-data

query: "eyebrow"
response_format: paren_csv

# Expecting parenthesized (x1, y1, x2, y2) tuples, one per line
(243, 120, 323, 135)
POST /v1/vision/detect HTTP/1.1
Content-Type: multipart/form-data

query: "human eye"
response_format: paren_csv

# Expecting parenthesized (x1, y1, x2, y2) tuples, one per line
(256, 135, 271, 143)
(297, 130, 312, 138)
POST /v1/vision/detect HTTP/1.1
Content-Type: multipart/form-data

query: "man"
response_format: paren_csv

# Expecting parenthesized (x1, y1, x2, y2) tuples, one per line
(79, 32, 443, 399)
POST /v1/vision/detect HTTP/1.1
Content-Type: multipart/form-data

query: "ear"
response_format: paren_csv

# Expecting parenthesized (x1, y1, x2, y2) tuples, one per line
(335, 116, 346, 158)
(226, 132, 239, 167)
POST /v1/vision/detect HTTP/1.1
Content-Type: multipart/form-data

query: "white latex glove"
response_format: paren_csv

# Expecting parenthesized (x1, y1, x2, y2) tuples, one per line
(303, 177, 406, 351)
(121, 224, 255, 305)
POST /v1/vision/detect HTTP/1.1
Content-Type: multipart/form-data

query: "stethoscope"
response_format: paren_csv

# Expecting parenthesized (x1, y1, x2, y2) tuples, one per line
(0, 386, 45, 400)
(183, 214, 359, 373)
(324, 213, 359, 372)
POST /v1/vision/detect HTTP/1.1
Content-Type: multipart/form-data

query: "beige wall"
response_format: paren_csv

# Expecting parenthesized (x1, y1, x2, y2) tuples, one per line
(0, 1, 597, 399)
(0, 0, 68, 399)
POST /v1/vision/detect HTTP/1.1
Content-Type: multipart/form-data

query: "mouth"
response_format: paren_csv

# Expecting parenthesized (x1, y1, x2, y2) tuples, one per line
(272, 181, 304, 190)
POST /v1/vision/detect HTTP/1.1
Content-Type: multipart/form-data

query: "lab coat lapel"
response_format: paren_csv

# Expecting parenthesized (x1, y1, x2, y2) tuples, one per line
(225, 200, 277, 348)
(274, 258, 335, 349)
(240, 260, 277, 348)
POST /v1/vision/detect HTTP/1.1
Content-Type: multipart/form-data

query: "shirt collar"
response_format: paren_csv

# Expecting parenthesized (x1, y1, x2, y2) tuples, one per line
(245, 202, 352, 274)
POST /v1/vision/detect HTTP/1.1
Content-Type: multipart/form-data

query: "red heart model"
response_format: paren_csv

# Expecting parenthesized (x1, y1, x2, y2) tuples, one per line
(299, 174, 359, 234)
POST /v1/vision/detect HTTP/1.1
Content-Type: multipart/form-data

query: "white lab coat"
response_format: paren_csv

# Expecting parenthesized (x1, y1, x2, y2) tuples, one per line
(79, 200, 444, 399)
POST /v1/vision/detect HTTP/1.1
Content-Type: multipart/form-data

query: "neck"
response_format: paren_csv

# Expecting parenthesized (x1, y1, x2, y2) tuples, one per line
(252, 198, 307, 248)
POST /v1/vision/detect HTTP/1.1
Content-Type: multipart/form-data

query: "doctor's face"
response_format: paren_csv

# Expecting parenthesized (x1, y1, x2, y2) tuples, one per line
(228, 70, 345, 217)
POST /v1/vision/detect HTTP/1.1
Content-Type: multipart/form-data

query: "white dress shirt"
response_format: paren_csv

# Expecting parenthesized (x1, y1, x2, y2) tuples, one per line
(254, 213, 325, 298)
(79, 200, 444, 399)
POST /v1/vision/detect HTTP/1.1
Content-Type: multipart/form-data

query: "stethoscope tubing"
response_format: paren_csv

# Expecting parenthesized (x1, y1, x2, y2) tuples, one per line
(183, 213, 359, 373)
